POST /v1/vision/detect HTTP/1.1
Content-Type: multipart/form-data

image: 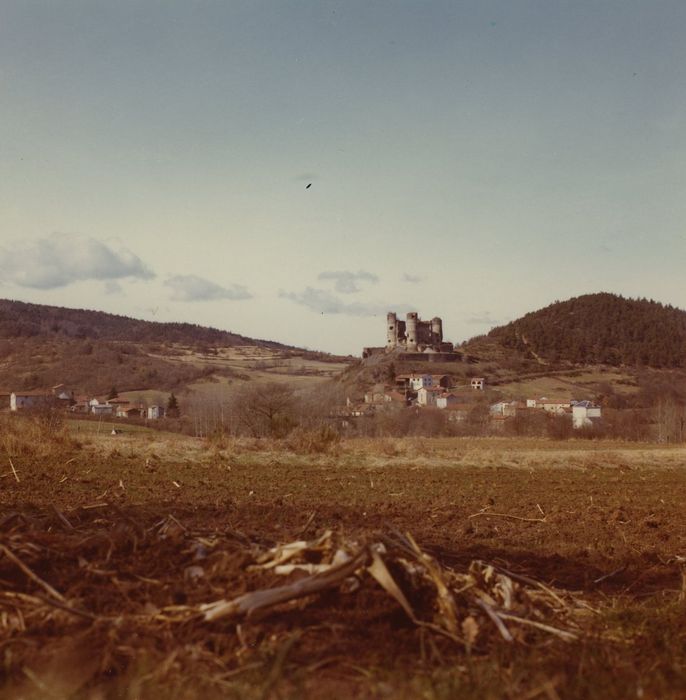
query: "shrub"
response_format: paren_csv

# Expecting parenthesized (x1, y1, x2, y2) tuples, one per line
(0, 412, 80, 459)
(286, 425, 341, 454)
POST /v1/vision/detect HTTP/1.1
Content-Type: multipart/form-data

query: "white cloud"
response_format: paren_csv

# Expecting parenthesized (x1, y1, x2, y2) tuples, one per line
(465, 311, 506, 326)
(318, 269, 379, 294)
(104, 281, 123, 295)
(165, 274, 252, 302)
(280, 287, 395, 316)
(402, 272, 423, 284)
(0, 233, 154, 289)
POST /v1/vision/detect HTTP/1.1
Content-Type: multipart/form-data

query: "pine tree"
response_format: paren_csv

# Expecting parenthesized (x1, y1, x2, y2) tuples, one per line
(107, 386, 118, 400)
(167, 393, 180, 418)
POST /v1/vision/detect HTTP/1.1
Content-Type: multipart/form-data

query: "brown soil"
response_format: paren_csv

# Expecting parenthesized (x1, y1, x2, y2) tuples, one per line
(2, 436, 686, 699)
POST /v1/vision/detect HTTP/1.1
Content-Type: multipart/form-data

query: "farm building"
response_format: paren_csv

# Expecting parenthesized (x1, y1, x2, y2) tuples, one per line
(572, 401, 602, 429)
(10, 391, 53, 411)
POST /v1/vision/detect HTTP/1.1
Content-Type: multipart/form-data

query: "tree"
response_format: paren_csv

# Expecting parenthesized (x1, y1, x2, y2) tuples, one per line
(231, 382, 297, 438)
(107, 386, 118, 400)
(167, 393, 180, 418)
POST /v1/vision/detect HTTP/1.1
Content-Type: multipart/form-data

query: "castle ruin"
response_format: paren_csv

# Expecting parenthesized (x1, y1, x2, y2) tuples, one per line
(363, 311, 457, 360)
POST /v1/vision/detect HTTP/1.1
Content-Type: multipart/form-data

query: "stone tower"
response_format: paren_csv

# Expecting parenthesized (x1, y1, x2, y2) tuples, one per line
(386, 312, 397, 349)
(406, 312, 418, 352)
(431, 317, 443, 344)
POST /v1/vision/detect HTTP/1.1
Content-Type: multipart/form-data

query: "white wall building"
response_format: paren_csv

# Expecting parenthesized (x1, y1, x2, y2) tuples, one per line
(417, 386, 441, 407)
(572, 401, 602, 429)
(409, 374, 434, 391)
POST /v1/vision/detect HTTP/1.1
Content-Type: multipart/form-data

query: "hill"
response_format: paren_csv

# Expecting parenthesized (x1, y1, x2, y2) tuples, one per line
(486, 293, 686, 368)
(0, 299, 350, 394)
(345, 294, 686, 408)
(0, 299, 290, 348)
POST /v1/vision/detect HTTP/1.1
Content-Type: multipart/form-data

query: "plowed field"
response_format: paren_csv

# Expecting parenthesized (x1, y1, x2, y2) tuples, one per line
(2, 433, 685, 699)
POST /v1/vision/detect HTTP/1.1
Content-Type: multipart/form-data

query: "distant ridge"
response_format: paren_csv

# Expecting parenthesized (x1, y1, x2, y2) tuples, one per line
(487, 293, 686, 368)
(0, 298, 291, 349)
(0, 298, 320, 393)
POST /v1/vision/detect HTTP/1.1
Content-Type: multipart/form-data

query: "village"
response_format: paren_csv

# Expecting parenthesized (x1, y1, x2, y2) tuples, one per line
(350, 311, 603, 430)
(346, 371, 602, 430)
(1, 384, 172, 420)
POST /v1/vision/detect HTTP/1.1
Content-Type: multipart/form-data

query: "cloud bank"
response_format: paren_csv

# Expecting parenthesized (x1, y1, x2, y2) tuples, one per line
(318, 270, 379, 294)
(0, 233, 154, 289)
(280, 287, 394, 317)
(165, 274, 252, 302)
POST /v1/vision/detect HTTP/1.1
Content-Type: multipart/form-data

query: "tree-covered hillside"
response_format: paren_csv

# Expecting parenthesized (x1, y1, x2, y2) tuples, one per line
(488, 293, 686, 368)
(0, 299, 289, 349)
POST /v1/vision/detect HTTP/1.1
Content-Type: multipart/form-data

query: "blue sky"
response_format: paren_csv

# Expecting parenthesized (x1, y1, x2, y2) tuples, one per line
(1, 1, 684, 354)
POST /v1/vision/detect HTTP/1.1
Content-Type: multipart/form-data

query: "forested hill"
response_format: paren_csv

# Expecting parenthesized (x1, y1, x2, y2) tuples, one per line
(488, 293, 686, 368)
(0, 299, 290, 349)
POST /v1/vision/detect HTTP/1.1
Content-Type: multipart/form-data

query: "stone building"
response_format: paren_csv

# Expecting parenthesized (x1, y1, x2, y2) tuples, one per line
(362, 311, 458, 360)
(385, 312, 453, 353)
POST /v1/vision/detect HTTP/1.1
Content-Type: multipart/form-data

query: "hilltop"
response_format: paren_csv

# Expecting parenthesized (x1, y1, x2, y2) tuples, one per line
(0, 299, 351, 394)
(485, 293, 686, 368)
(0, 299, 291, 348)
(346, 294, 686, 407)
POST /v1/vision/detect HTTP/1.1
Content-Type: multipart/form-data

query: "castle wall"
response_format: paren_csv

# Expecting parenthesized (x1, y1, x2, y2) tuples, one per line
(383, 311, 453, 355)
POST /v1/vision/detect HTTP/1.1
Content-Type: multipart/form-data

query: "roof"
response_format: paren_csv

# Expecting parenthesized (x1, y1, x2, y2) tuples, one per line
(12, 390, 51, 397)
(573, 400, 599, 409)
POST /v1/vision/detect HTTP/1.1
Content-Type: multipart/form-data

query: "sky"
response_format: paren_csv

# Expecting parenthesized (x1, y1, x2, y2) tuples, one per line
(1, 1, 685, 355)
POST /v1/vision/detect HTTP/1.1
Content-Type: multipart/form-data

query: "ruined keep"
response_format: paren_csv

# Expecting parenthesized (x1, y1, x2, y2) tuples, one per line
(362, 311, 458, 360)
(385, 312, 454, 354)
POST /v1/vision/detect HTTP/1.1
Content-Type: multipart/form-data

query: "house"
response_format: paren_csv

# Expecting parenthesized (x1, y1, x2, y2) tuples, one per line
(147, 405, 165, 420)
(384, 390, 409, 405)
(470, 377, 485, 391)
(364, 384, 389, 404)
(119, 406, 143, 419)
(409, 374, 434, 391)
(51, 384, 73, 403)
(349, 403, 375, 417)
(540, 398, 571, 415)
(572, 401, 602, 429)
(490, 401, 520, 418)
(91, 403, 114, 416)
(526, 399, 537, 408)
(436, 392, 459, 410)
(10, 391, 53, 411)
(417, 386, 442, 407)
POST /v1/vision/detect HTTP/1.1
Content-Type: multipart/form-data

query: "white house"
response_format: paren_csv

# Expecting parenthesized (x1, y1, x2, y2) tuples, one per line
(409, 374, 434, 391)
(147, 405, 165, 420)
(417, 386, 442, 407)
(572, 401, 602, 429)
(470, 377, 485, 391)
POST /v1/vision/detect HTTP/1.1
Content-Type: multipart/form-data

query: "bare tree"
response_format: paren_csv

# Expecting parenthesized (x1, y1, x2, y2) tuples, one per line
(231, 382, 297, 438)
